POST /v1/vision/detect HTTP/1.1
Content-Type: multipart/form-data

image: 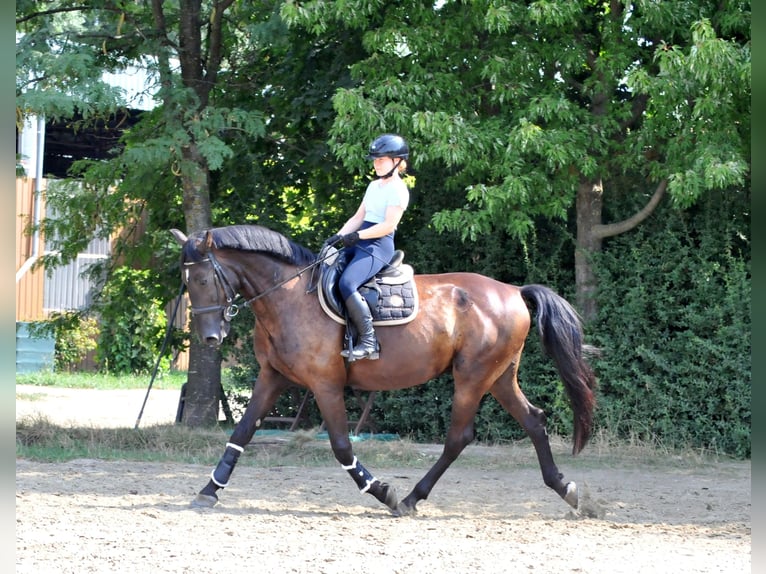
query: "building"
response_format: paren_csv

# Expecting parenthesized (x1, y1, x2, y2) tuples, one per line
(16, 66, 189, 371)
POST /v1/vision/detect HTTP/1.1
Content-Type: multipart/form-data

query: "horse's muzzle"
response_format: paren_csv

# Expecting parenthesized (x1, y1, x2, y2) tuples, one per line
(204, 334, 224, 347)
(194, 316, 230, 347)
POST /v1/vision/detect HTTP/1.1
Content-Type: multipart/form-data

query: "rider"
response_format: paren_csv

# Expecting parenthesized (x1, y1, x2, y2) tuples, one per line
(323, 134, 411, 361)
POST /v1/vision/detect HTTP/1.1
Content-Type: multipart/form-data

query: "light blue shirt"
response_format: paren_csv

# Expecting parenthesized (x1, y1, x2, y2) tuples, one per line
(362, 179, 410, 224)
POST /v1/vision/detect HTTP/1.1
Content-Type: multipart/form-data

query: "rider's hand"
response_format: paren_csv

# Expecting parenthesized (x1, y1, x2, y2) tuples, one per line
(342, 232, 360, 247)
(322, 234, 342, 248)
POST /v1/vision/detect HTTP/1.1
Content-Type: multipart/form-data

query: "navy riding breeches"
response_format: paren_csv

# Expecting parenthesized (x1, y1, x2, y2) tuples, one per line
(338, 221, 395, 300)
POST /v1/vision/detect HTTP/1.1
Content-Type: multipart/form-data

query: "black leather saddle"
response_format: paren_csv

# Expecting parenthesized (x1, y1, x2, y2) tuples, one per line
(317, 247, 418, 326)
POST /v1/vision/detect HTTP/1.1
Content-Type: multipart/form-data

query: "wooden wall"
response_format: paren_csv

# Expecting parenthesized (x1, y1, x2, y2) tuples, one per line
(16, 177, 47, 322)
(15, 176, 190, 372)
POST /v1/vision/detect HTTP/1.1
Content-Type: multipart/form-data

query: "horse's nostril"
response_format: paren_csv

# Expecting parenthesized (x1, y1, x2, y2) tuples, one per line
(205, 336, 221, 346)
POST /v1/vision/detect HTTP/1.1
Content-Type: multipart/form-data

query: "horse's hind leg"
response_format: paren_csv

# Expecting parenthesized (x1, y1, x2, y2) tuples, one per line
(490, 372, 579, 509)
(312, 386, 398, 512)
(192, 367, 289, 508)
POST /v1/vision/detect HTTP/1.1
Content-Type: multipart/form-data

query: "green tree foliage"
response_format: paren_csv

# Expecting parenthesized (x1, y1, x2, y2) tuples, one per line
(17, 1, 267, 267)
(207, 9, 367, 242)
(283, 0, 750, 318)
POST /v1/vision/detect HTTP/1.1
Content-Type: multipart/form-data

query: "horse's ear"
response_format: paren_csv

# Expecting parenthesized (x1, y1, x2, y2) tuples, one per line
(170, 228, 187, 245)
(200, 230, 215, 254)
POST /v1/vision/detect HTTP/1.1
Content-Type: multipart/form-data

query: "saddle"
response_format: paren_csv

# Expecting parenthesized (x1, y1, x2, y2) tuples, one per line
(317, 246, 419, 326)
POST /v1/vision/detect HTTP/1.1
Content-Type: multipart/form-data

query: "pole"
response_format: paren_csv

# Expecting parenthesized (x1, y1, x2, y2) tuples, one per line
(134, 282, 186, 429)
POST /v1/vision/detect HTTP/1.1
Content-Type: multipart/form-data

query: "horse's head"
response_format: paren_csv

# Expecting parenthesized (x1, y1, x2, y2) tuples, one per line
(171, 228, 238, 347)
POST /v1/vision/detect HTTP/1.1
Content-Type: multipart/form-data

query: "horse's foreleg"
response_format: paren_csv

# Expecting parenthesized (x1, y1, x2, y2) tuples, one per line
(314, 389, 398, 512)
(340, 455, 398, 510)
(193, 445, 244, 508)
(192, 375, 288, 508)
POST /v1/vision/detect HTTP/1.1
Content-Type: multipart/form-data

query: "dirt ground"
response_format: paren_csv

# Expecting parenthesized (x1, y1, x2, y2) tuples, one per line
(16, 386, 751, 574)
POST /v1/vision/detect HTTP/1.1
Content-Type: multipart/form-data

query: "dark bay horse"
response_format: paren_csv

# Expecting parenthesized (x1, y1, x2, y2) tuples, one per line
(171, 224, 597, 515)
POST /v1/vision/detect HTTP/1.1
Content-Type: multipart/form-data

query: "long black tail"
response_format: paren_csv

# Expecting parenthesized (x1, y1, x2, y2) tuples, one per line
(521, 284, 597, 454)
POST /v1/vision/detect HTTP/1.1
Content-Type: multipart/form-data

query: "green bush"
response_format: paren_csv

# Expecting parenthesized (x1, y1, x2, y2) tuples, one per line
(95, 267, 169, 375)
(53, 312, 99, 371)
(591, 197, 750, 458)
(27, 312, 98, 371)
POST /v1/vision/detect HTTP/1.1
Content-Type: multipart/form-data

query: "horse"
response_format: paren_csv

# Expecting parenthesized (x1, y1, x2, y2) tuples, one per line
(170, 224, 597, 516)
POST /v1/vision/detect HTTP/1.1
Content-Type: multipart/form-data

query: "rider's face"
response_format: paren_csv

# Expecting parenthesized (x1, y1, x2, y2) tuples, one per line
(372, 156, 396, 176)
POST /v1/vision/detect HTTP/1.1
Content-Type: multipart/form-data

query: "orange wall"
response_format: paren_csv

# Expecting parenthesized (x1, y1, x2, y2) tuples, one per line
(16, 177, 47, 322)
(15, 176, 190, 371)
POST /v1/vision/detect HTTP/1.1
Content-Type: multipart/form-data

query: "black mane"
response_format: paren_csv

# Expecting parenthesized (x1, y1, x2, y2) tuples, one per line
(182, 225, 317, 266)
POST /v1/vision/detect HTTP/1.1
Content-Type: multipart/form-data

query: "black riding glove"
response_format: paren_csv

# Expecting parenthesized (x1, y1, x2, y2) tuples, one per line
(322, 234, 342, 248)
(342, 232, 360, 247)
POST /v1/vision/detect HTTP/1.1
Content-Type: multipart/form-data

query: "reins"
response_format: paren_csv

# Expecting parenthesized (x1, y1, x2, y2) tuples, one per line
(184, 240, 394, 322)
(184, 247, 340, 319)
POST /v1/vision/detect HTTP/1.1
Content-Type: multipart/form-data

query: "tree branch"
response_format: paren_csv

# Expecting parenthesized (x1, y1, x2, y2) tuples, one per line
(17, 5, 92, 25)
(203, 0, 236, 102)
(593, 179, 667, 239)
(16, 4, 127, 25)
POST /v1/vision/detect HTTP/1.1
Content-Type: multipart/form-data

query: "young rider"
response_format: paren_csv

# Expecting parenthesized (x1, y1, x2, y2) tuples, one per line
(323, 134, 410, 361)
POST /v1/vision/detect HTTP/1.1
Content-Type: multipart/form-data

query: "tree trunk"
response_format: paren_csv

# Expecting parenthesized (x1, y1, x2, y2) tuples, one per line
(182, 338, 222, 427)
(575, 178, 603, 322)
(179, 144, 222, 428)
(576, 178, 668, 322)
(152, 0, 234, 427)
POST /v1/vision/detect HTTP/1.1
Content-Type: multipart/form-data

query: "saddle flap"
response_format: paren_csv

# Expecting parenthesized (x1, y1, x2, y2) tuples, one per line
(319, 247, 346, 317)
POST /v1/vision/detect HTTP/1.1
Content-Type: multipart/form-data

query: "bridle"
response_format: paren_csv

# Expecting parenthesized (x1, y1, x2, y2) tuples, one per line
(183, 246, 340, 323)
(183, 250, 241, 322)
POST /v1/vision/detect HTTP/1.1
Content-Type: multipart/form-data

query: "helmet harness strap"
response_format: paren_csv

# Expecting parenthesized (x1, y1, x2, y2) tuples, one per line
(379, 158, 402, 180)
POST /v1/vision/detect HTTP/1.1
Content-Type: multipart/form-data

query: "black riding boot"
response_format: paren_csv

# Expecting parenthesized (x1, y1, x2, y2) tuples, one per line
(343, 291, 380, 361)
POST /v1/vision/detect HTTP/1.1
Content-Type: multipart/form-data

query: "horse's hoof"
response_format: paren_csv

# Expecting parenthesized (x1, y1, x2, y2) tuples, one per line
(191, 493, 218, 508)
(563, 481, 578, 509)
(382, 484, 399, 511)
(392, 501, 417, 517)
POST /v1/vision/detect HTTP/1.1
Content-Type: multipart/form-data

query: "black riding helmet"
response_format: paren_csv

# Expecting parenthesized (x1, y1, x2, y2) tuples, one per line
(366, 134, 409, 160)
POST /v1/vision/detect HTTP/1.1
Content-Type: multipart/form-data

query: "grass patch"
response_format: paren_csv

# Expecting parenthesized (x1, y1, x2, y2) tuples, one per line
(16, 372, 739, 471)
(15, 415, 734, 471)
(15, 390, 50, 402)
(16, 370, 187, 390)
(15, 416, 444, 468)
(16, 415, 230, 465)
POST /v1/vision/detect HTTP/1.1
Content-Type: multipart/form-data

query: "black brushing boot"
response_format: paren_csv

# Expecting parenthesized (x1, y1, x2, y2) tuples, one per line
(343, 291, 380, 361)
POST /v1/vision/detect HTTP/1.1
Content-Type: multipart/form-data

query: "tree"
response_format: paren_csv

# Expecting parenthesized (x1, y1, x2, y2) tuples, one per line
(283, 0, 750, 319)
(16, 0, 269, 425)
(17, 0, 373, 424)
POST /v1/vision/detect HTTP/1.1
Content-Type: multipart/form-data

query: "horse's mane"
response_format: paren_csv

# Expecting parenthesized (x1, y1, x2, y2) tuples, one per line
(183, 225, 317, 267)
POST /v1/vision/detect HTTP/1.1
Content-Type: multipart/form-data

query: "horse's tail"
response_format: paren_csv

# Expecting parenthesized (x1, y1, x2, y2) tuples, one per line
(520, 284, 597, 455)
